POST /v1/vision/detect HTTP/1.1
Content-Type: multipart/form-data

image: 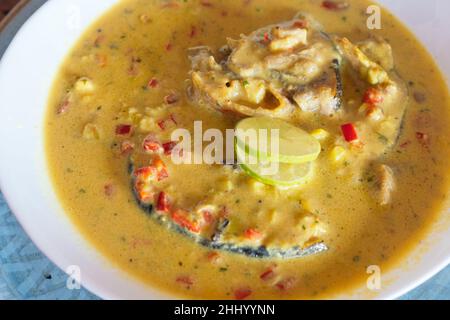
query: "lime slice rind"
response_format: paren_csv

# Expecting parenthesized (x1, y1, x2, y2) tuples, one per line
(235, 141, 313, 187)
(235, 117, 321, 164)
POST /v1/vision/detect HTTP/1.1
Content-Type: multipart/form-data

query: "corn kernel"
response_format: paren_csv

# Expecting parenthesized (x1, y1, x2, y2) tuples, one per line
(367, 66, 389, 85)
(139, 117, 157, 132)
(310, 129, 330, 141)
(74, 77, 95, 95)
(377, 118, 396, 138)
(249, 179, 266, 194)
(82, 123, 100, 140)
(219, 178, 234, 192)
(244, 80, 266, 104)
(330, 146, 346, 162)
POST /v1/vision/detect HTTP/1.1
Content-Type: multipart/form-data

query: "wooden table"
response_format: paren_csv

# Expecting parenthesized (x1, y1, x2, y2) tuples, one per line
(0, 0, 20, 21)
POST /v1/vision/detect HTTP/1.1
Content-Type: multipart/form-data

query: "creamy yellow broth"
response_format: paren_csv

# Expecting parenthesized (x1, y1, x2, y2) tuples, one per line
(45, 0, 450, 299)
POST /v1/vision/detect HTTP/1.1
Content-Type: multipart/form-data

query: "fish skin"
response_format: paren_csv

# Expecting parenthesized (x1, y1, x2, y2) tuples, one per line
(129, 162, 328, 259)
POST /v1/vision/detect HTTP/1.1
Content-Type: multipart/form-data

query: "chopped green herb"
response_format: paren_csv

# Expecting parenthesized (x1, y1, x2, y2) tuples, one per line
(377, 133, 389, 144)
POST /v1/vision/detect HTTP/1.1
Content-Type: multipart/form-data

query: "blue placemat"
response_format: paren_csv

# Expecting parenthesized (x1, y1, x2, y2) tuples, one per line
(0, 192, 98, 300)
(0, 190, 448, 300)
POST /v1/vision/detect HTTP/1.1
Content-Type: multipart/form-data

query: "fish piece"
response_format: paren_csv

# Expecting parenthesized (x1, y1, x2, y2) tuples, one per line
(293, 60, 342, 116)
(188, 15, 343, 118)
(371, 164, 396, 206)
(334, 36, 409, 154)
(333, 36, 390, 85)
(358, 36, 395, 71)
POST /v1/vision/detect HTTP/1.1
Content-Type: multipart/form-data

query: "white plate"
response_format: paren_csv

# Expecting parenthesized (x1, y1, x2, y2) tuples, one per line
(0, 0, 449, 300)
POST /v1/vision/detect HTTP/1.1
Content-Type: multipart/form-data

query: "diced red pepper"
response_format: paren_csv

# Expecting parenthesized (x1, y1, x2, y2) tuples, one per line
(322, 1, 350, 11)
(364, 104, 379, 118)
(293, 20, 309, 29)
(176, 276, 194, 286)
(156, 191, 171, 213)
(116, 124, 133, 136)
(157, 120, 166, 130)
(341, 123, 358, 142)
(135, 186, 154, 203)
(275, 277, 296, 291)
(147, 78, 159, 88)
(158, 114, 178, 130)
(244, 228, 263, 240)
(234, 288, 252, 300)
(202, 211, 214, 224)
(143, 134, 163, 154)
(263, 32, 270, 42)
(164, 93, 180, 105)
(104, 184, 115, 197)
(57, 98, 71, 115)
(189, 25, 198, 38)
(120, 140, 135, 155)
(170, 114, 178, 125)
(400, 140, 411, 148)
(416, 132, 430, 148)
(134, 169, 156, 205)
(172, 210, 201, 233)
(163, 141, 178, 155)
(153, 157, 169, 181)
(207, 251, 221, 263)
(200, 0, 213, 7)
(260, 268, 276, 281)
(416, 132, 428, 140)
(363, 87, 384, 105)
(134, 166, 157, 180)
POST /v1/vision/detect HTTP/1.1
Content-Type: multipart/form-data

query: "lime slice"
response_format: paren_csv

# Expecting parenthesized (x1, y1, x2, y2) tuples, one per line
(235, 142, 313, 187)
(235, 117, 321, 164)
